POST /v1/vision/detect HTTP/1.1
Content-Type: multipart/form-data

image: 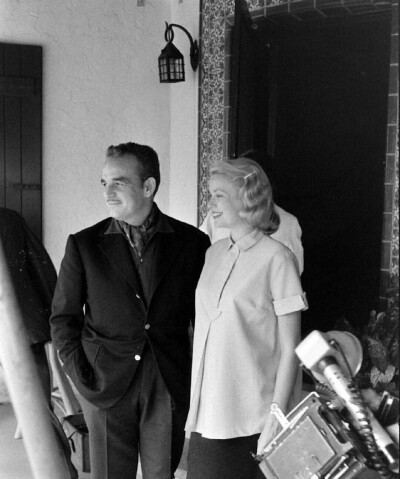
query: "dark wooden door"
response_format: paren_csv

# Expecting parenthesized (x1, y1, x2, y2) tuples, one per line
(229, 10, 391, 333)
(0, 43, 43, 239)
(229, 0, 269, 164)
(269, 17, 390, 333)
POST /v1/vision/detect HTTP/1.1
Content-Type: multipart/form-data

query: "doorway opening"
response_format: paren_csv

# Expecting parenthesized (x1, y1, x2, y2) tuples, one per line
(231, 10, 392, 334)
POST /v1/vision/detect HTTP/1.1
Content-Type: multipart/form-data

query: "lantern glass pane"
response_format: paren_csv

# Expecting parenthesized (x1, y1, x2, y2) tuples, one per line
(158, 46, 185, 82)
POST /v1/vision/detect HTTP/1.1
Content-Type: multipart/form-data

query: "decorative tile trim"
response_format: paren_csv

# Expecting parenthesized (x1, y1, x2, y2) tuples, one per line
(198, 0, 230, 224)
(386, 1, 399, 278)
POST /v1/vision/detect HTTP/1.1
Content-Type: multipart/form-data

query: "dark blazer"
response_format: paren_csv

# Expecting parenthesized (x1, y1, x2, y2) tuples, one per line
(50, 213, 210, 410)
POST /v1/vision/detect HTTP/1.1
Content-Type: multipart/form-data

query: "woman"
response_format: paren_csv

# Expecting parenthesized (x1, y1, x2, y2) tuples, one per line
(185, 158, 308, 479)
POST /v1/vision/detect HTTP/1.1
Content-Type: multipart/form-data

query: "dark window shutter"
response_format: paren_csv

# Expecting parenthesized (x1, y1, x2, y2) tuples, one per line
(0, 43, 43, 239)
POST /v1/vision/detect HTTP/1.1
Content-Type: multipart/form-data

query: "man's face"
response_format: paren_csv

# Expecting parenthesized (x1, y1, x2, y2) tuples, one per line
(101, 155, 148, 225)
(208, 175, 243, 230)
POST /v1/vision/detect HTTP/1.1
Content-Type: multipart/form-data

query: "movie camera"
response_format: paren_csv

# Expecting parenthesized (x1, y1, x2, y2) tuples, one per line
(257, 330, 399, 479)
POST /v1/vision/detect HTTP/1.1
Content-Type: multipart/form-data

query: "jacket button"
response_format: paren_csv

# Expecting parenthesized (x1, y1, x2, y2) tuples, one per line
(136, 294, 141, 299)
(144, 324, 150, 330)
(134, 355, 141, 361)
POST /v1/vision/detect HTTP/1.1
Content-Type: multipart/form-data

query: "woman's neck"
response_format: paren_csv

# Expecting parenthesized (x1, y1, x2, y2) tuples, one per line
(230, 222, 254, 243)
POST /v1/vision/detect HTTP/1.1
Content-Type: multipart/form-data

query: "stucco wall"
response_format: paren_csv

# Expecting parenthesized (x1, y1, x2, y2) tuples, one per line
(1, 0, 200, 269)
(169, 1, 201, 226)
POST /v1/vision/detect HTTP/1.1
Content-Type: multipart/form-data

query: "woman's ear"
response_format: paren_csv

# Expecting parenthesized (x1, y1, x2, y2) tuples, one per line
(144, 177, 157, 197)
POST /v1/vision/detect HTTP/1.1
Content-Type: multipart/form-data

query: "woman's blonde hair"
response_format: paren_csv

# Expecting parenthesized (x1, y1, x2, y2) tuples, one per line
(209, 157, 280, 234)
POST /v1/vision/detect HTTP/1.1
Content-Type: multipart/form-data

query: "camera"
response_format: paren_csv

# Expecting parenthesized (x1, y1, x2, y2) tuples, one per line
(257, 331, 399, 479)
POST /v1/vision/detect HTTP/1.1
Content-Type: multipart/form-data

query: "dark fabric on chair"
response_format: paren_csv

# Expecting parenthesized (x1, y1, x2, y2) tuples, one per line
(0, 208, 77, 479)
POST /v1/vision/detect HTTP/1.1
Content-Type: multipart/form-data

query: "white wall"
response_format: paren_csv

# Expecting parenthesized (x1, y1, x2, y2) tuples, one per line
(1, 0, 200, 269)
(169, 1, 201, 225)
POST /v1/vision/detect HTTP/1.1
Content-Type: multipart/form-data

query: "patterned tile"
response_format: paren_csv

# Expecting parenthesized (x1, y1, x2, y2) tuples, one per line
(388, 3, 399, 279)
(266, 0, 287, 5)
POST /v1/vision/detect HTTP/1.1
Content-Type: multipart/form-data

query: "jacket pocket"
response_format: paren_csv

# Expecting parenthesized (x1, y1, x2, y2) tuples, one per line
(81, 338, 101, 368)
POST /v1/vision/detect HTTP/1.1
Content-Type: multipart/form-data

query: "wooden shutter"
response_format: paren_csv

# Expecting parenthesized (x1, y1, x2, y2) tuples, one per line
(0, 43, 43, 239)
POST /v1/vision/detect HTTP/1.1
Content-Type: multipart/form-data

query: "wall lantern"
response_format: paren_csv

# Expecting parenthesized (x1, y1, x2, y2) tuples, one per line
(158, 22, 199, 83)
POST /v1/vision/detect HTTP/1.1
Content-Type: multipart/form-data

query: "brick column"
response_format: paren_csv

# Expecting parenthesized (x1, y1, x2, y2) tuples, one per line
(379, 0, 399, 310)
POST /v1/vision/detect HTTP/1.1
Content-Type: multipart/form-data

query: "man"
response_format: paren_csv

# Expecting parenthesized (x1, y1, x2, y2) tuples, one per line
(50, 142, 210, 479)
(200, 204, 304, 274)
(0, 207, 78, 479)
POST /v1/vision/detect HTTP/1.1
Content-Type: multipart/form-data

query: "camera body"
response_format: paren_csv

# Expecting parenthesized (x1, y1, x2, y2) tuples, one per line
(259, 392, 368, 479)
(258, 330, 398, 479)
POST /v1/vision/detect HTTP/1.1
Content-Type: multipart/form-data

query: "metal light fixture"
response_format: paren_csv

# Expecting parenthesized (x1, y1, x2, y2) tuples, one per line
(158, 22, 199, 83)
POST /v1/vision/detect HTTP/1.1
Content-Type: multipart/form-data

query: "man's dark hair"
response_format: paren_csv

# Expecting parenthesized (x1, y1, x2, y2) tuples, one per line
(106, 142, 161, 194)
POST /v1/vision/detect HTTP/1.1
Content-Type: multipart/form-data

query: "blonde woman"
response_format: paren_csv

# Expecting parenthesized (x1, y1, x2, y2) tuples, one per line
(185, 158, 308, 479)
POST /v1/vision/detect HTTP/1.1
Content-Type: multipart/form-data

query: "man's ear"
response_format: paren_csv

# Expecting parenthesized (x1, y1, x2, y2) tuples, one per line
(144, 177, 157, 197)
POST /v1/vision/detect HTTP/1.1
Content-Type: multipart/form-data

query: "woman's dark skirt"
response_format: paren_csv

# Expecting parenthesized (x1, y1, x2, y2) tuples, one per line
(186, 432, 265, 479)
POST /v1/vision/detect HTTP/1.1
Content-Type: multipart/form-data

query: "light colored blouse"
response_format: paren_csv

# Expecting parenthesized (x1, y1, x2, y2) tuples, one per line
(199, 204, 304, 274)
(185, 229, 308, 439)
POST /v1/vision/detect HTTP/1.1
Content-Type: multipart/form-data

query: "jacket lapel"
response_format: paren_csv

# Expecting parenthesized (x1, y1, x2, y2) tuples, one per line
(96, 217, 184, 306)
(147, 231, 183, 304)
(98, 232, 142, 296)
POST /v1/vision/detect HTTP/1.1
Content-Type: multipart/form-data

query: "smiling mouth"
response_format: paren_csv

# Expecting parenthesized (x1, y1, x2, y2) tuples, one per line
(106, 201, 121, 206)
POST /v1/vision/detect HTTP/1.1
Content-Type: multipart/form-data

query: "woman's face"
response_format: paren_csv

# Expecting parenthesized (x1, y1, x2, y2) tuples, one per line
(208, 175, 243, 230)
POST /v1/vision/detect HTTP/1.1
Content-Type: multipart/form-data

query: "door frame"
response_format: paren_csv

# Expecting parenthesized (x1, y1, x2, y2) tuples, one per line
(198, 0, 398, 304)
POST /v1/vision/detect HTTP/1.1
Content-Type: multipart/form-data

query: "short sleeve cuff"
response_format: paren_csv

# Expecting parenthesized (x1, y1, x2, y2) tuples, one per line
(273, 293, 308, 316)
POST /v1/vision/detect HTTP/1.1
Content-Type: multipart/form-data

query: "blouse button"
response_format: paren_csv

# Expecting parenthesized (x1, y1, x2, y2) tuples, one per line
(144, 324, 150, 330)
(134, 355, 141, 361)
